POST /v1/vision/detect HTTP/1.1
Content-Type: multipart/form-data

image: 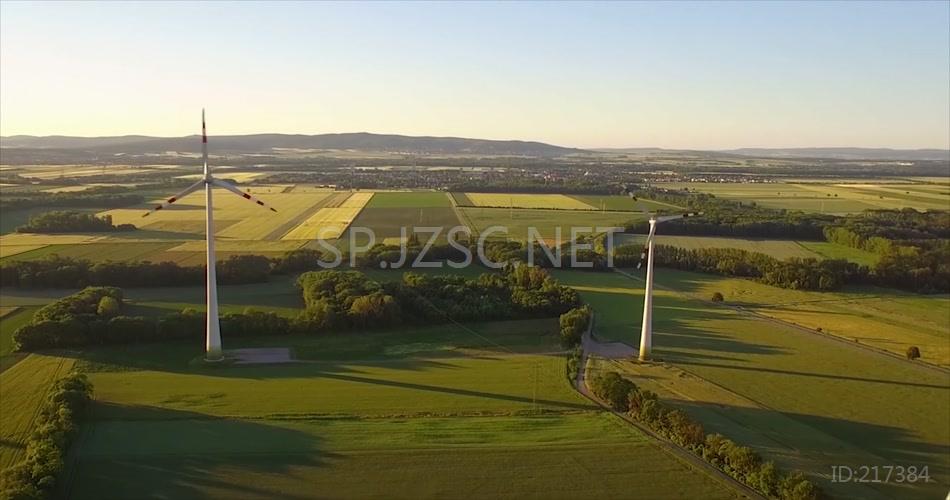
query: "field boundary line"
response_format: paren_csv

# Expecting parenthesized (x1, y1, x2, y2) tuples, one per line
(448, 193, 478, 238)
(262, 191, 344, 241)
(611, 268, 950, 375)
(336, 191, 375, 241)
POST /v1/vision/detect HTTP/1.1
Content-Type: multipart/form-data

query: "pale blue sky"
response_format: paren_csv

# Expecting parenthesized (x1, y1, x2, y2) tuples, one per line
(1, 1, 948, 149)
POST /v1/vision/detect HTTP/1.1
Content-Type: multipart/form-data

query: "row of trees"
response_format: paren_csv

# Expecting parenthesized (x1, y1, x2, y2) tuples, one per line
(0, 372, 93, 499)
(590, 371, 819, 500)
(1, 239, 602, 290)
(16, 211, 136, 233)
(614, 244, 863, 291)
(14, 306, 303, 351)
(1, 187, 144, 211)
(0, 255, 271, 289)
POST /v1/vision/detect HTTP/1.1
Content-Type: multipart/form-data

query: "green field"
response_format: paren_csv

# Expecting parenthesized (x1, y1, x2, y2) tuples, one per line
(462, 193, 595, 210)
(795, 240, 880, 266)
(614, 234, 880, 265)
(349, 191, 462, 244)
(461, 207, 639, 243)
(365, 191, 453, 208)
(571, 195, 683, 212)
(0, 354, 77, 469)
(658, 269, 950, 367)
(659, 182, 950, 213)
(57, 317, 739, 499)
(552, 269, 950, 499)
(0, 306, 37, 372)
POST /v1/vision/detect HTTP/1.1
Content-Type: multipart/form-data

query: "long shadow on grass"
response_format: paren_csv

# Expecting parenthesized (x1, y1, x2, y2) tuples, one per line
(103, 229, 204, 240)
(669, 360, 948, 390)
(308, 371, 594, 412)
(558, 270, 790, 361)
(58, 317, 562, 380)
(650, 302, 791, 363)
(670, 400, 950, 500)
(68, 402, 337, 500)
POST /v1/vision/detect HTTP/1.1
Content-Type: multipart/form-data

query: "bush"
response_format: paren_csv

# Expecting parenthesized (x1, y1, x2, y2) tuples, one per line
(96, 296, 121, 317)
(711, 292, 724, 302)
(779, 471, 820, 500)
(906, 345, 921, 360)
(566, 347, 582, 382)
(33, 286, 122, 323)
(559, 305, 592, 348)
(590, 371, 636, 411)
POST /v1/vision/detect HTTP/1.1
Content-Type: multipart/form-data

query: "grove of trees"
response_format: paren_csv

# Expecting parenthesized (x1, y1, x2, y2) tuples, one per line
(15, 211, 136, 233)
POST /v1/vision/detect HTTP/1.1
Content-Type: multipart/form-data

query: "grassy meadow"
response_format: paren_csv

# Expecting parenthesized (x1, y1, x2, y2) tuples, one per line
(658, 269, 950, 367)
(55, 318, 740, 499)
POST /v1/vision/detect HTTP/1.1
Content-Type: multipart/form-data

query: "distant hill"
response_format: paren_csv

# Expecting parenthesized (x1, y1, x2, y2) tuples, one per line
(722, 147, 950, 161)
(597, 147, 949, 161)
(0, 132, 582, 157)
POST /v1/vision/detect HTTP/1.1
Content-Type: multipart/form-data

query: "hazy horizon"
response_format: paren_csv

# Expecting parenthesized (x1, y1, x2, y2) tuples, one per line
(2, 129, 949, 153)
(1, 1, 948, 150)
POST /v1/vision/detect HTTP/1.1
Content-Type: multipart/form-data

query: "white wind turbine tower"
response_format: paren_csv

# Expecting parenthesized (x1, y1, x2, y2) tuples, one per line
(637, 211, 702, 361)
(142, 110, 277, 360)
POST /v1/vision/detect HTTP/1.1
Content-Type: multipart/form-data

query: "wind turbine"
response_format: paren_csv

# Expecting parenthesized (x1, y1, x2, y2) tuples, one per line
(636, 211, 702, 361)
(142, 110, 277, 360)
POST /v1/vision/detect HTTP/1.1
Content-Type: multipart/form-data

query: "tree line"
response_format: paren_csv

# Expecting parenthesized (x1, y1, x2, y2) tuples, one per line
(0, 187, 144, 212)
(16, 211, 136, 233)
(0, 240, 609, 290)
(614, 245, 865, 291)
(590, 371, 819, 500)
(0, 372, 93, 500)
(0, 254, 272, 289)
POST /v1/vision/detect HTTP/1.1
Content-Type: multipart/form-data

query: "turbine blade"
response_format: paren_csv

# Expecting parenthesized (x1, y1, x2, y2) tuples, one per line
(211, 178, 277, 212)
(202, 109, 209, 176)
(141, 179, 205, 218)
